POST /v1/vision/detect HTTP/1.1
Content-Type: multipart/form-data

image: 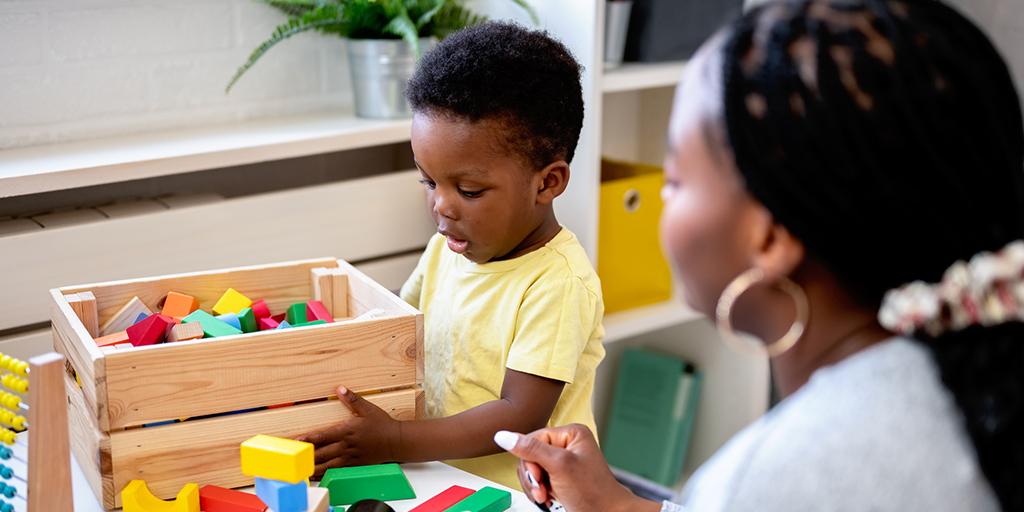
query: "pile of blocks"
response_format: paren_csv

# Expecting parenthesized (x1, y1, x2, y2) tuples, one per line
(92, 287, 336, 350)
(241, 435, 330, 512)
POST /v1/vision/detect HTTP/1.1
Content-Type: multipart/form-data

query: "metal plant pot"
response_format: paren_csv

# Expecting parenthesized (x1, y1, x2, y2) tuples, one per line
(347, 37, 435, 119)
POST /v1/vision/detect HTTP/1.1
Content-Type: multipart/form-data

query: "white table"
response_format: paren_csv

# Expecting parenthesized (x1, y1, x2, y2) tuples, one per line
(8, 433, 537, 511)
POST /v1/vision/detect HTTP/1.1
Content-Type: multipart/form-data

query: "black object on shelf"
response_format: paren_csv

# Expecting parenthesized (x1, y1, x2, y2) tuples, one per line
(624, 0, 744, 62)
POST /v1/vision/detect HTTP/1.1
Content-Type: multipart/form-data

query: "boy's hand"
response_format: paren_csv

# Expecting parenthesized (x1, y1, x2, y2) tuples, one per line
(295, 385, 401, 477)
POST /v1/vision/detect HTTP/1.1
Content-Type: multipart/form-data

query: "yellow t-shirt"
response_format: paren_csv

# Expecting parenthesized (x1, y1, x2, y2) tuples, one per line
(400, 227, 606, 488)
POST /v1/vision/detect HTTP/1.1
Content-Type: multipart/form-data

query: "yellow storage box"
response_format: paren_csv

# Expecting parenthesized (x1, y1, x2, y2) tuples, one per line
(598, 159, 673, 314)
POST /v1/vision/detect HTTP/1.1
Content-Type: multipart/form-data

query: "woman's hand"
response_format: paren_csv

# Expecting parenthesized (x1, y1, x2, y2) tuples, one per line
(294, 385, 401, 477)
(494, 424, 661, 512)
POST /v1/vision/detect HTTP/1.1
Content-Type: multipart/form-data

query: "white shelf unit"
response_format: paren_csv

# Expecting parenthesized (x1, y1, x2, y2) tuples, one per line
(602, 61, 687, 93)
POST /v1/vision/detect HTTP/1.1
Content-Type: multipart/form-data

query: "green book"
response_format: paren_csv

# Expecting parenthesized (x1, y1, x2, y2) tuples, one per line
(602, 348, 702, 487)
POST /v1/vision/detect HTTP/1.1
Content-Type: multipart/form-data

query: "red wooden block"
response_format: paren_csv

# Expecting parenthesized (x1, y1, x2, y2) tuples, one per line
(258, 316, 280, 331)
(271, 313, 286, 323)
(251, 299, 271, 319)
(409, 485, 476, 512)
(126, 314, 174, 347)
(306, 300, 333, 323)
(199, 484, 268, 512)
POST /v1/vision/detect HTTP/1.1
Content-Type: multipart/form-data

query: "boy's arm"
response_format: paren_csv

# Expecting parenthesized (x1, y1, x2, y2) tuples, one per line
(297, 369, 565, 475)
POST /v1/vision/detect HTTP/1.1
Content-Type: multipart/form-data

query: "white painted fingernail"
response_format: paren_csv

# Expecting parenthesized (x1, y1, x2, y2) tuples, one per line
(493, 430, 519, 451)
(526, 471, 540, 489)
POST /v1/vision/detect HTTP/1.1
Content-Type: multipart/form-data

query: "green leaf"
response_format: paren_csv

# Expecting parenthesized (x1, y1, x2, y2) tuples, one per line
(507, 0, 539, 25)
(262, 0, 321, 17)
(382, 9, 420, 55)
(226, 4, 342, 93)
(414, 0, 446, 30)
(431, 2, 486, 39)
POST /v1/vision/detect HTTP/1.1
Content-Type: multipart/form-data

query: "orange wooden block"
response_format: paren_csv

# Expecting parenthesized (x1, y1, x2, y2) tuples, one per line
(163, 292, 200, 320)
(94, 331, 130, 347)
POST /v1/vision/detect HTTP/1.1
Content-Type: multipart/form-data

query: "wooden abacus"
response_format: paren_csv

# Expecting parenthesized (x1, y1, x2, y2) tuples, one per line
(0, 351, 74, 511)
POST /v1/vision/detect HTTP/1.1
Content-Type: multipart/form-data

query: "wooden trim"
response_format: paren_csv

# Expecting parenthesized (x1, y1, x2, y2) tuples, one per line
(108, 387, 421, 506)
(49, 290, 108, 431)
(65, 368, 114, 509)
(103, 315, 418, 428)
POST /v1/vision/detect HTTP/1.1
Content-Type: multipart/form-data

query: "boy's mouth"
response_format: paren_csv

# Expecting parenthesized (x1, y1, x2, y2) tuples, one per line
(440, 231, 469, 254)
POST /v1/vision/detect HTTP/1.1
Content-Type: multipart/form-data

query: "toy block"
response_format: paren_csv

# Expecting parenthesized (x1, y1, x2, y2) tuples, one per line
(217, 313, 242, 330)
(254, 477, 307, 512)
(126, 314, 174, 347)
(213, 288, 253, 316)
(182, 310, 242, 338)
(306, 300, 334, 323)
(162, 292, 199, 320)
(410, 486, 475, 512)
(168, 322, 204, 343)
(293, 320, 326, 328)
(100, 296, 153, 336)
(276, 320, 292, 329)
(308, 486, 330, 512)
(199, 484, 268, 512)
(121, 480, 200, 512)
(286, 303, 308, 325)
(94, 330, 130, 347)
(272, 313, 287, 323)
(240, 434, 314, 484)
(443, 487, 511, 512)
(319, 463, 416, 506)
(258, 316, 280, 331)
(251, 299, 271, 319)
(313, 268, 350, 318)
(238, 307, 258, 333)
(66, 292, 99, 338)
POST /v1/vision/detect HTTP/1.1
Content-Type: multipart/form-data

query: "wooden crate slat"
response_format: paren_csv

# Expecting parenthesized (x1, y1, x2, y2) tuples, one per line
(49, 290, 109, 430)
(60, 257, 339, 327)
(103, 315, 418, 428)
(109, 387, 421, 507)
(65, 370, 115, 509)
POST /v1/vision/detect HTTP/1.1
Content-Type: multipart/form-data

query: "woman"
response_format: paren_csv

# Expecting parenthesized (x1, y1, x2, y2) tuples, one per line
(493, 0, 1023, 510)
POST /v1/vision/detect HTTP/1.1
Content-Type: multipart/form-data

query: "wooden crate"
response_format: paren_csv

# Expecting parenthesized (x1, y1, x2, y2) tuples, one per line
(48, 258, 424, 510)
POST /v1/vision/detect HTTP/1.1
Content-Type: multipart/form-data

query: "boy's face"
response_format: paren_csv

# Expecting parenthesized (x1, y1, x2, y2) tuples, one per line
(411, 113, 544, 264)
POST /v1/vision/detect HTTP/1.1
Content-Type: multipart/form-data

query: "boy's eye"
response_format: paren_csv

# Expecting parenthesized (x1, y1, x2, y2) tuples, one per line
(419, 179, 436, 190)
(459, 189, 484, 198)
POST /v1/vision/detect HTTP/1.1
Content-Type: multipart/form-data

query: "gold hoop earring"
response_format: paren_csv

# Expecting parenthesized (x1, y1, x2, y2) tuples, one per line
(715, 267, 809, 358)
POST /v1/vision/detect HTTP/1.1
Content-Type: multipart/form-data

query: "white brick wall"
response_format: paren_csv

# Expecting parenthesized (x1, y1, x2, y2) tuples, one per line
(0, 0, 353, 149)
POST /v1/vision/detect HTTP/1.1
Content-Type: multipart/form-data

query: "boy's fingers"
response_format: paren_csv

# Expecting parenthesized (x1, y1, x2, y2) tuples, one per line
(314, 456, 344, 477)
(336, 385, 379, 417)
(314, 441, 346, 464)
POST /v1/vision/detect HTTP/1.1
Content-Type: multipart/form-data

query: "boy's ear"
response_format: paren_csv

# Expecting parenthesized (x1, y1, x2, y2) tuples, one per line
(535, 161, 570, 204)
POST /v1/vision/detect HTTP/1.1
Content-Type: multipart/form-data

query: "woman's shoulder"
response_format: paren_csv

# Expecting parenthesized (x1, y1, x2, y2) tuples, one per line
(686, 338, 999, 511)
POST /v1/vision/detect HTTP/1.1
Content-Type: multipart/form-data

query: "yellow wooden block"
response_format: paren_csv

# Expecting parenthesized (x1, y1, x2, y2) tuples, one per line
(211, 288, 252, 316)
(122, 480, 200, 512)
(240, 434, 314, 484)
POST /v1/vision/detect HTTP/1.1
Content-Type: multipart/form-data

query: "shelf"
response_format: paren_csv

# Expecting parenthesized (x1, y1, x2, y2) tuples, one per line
(602, 61, 687, 94)
(604, 300, 704, 344)
(0, 110, 412, 198)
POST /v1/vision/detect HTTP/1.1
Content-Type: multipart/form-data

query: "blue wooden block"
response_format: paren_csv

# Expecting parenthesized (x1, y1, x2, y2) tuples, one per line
(255, 477, 307, 512)
(216, 313, 242, 330)
(133, 312, 149, 324)
(276, 320, 292, 329)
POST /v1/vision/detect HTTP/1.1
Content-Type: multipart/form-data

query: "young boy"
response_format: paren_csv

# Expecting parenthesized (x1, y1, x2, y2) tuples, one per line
(297, 22, 605, 489)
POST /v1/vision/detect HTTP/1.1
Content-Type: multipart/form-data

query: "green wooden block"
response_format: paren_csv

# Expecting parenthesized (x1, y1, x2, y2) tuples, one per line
(287, 303, 308, 325)
(293, 320, 327, 328)
(238, 307, 258, 333)
(319, 463, 415, 506)
(182, 310, 243, 338)
(443, 487, 511, 512)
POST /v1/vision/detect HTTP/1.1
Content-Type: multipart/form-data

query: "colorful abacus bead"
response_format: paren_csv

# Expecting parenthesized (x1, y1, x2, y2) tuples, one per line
(0, 376, 27, 394)
(0, 500, 12, 512)
(0, 465, 11, 479)
(0, 447, 11, 460)
(0, 483, 16, 499)
(0, 392, 20, 410)
(0, 430, 15, 445)
(9, 361, 27, 377)
(9, 416, 25, 431)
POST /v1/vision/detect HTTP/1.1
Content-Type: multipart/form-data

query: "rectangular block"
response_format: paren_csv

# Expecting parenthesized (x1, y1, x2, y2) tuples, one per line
(162, 292, 199, 320)
(320, 463, 416, 506)
(216, 313, 242, 330)
(94, 331, 131, 348)
(213, 288, 252, 316)
(182, 310, 243, 338)
(411, 485, 475, 512)
(238, 308, 258, 333)
(241, 435, 314, 484)
(307, 486, 329, 512)
(444, 487, 511, 512)
(67, 291, 99, 338)
(251, 299, 271, 319)
(255, 477, 306, 512)
(99, 296, 152, 336)
(168, 322, 204, 343)
(126, 314, 174, 347)
(258, 317, 280, 331)
(286, 303, 307, 325)
(306, 300, 333, 323)
(199, 484, 267, 512)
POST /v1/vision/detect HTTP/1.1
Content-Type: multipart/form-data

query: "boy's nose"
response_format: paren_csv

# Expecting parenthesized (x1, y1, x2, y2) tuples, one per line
(432, 193, 458, 220)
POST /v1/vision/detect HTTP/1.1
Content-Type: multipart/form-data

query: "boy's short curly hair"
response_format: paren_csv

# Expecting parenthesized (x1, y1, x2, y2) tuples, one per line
(406, 22, 585, 168)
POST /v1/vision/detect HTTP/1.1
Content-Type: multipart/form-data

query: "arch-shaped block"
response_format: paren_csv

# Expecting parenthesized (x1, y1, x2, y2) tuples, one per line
(122, 480, 200, 512)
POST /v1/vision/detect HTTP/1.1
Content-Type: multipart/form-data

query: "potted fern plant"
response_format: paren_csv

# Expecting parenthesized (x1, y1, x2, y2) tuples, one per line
(227, 0, 537, 119)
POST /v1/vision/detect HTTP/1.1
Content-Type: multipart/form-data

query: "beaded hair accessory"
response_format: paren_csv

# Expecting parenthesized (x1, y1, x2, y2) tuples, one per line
(879, 240, 1024, 336)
